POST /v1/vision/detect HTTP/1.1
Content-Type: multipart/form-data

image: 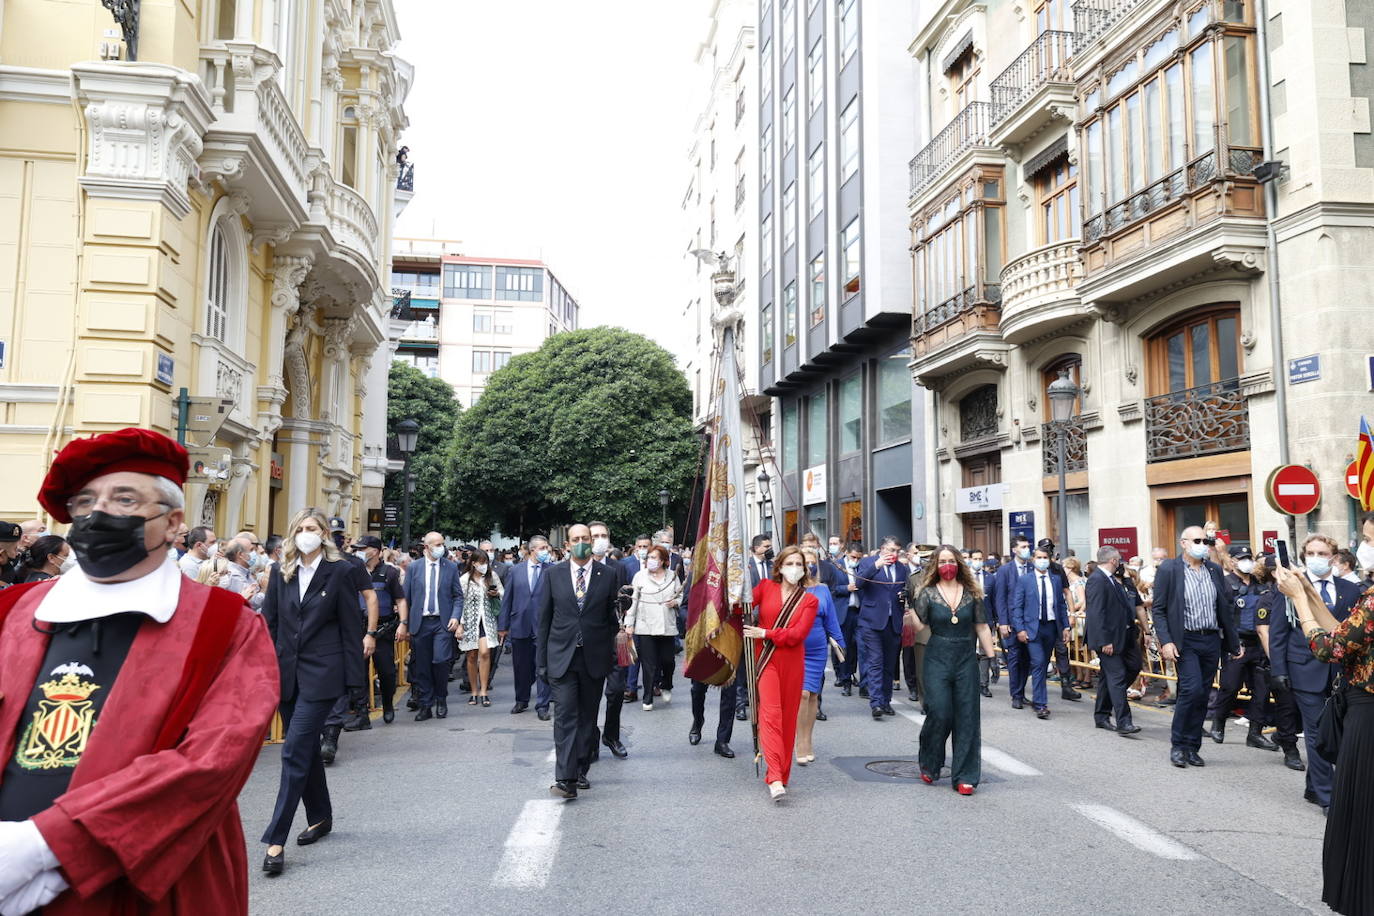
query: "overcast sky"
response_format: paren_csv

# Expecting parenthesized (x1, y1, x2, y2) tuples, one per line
(392, 0, 709, 364)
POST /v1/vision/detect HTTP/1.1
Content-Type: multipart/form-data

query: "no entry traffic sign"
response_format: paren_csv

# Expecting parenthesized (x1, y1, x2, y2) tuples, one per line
(1264, 464, 1322, 516)
(1348, 460, 1362, 500)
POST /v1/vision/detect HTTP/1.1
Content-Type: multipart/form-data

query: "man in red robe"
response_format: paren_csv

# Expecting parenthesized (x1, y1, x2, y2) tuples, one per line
(0, 427, 278, 914)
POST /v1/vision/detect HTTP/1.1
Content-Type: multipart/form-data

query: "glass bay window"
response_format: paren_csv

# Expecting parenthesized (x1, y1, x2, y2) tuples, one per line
(911, 168, 1005, 328)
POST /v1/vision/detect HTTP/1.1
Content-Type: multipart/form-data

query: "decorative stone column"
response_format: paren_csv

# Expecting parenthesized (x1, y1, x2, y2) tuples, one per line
(260, 254, 313, 442)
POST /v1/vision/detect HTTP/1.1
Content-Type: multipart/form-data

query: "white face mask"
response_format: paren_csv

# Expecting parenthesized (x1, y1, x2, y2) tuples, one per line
(646, 558, 662, 572)
(781, 565, 804, 584)
(58, 554, 76, 575)
(429, 545, 445, 560)
(352, 550, 368, 560)
(636, 548, 649, 561)
(592, 537, 610, 556)
(295, 531, 323, 555)
(1236, 559, 1255, 575)
(474, 564, 488, 575)
(1306, 555, 1332, 578)
(1359, 541, 1374, 573)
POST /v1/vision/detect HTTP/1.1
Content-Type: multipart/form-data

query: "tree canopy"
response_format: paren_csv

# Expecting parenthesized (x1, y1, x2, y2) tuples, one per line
(446, 326, 699, 541)
(382, 361, 461, 543)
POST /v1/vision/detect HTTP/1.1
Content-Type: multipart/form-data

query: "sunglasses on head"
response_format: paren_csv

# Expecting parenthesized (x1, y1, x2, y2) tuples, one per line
(1187, 537, 1217, 546)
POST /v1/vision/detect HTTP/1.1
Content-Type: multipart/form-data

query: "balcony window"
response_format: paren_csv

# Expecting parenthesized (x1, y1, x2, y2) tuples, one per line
(809, 253, 825, 326)
(761, 302, 775, 365)
(911, 168, 1004, 316)
(876, 348, 913, 444)
(840, 217, 860, 300)
(808, 145, 824, 220)
(1145, 306, 1247, 461)
(806, 391, 827, 467)
(1080, 8, 1260, 236)
(1035, 0, 1071, 32)
(807, 39, 824, 116)
(838, 0, 857, 67)
(473, 311, 492, 333)
(840, 99, 858, 183)
(493, 350, 512, 371)
(782, 182, 796, 251)
(839, 373, 861, 453)
(761, 123, 774, 188)
(340, 125, 357, 189)
(472, 349, 493, 374)
(948, 47, 980, 111)
(494, 310, 514, 334)
(1036, 156, 1079, 245)
(783, 281, 798, 347)
(782, 401, 799, 473)
(444, 264, 492, 299)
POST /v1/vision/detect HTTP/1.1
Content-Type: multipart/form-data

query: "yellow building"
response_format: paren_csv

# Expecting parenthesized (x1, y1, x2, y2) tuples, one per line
(0, 0, 410, 536)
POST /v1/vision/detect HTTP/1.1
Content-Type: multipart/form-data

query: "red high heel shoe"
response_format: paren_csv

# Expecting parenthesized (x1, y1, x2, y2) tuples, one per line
(920, 771, 935, 784)
(956, 783, 975, 796)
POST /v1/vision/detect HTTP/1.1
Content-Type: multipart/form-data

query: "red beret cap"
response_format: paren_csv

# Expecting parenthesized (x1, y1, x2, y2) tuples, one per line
(39, 428, 189, 523)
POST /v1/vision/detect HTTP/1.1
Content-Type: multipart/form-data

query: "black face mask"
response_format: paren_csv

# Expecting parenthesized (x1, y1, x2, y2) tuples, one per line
(764, 548, 775, 562)
(67, 510, 162, 579)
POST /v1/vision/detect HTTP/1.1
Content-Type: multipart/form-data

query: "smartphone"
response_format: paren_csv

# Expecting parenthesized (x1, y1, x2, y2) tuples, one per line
(1276, 539, 1290, 570)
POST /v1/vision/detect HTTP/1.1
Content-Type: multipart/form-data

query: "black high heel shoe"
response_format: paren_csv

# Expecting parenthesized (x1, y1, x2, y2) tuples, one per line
(263, 848, 284, 875)
(481, 696, 491, 708)
(468, 695, 478, 706)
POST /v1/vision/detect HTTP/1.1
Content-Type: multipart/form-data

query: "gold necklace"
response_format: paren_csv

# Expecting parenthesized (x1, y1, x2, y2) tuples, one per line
(939, 582, 964, 624)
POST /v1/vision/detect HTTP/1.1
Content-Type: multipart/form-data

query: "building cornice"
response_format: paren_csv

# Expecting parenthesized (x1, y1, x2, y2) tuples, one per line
(1273, 200, 1374, 243)
(0, 66, 70, 104)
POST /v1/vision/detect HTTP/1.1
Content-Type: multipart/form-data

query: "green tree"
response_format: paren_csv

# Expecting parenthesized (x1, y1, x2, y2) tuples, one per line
(382, 361, 462, 544)
(447, 327, 698, 541)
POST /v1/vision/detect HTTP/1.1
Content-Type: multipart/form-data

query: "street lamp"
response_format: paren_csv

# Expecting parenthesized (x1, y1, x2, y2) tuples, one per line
(396, 418, 420, 548)
(757, 470, 773, 537)
(659, 488, 671, 531)
(1047, 370, 1081, 558)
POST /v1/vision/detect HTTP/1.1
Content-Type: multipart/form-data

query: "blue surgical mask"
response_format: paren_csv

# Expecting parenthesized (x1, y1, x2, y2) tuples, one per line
(1033, 558, 1050, 572)
(1306, 555, 1332, 578)
(1017, 547, 1031, 561)
(829, 544, 841, 556)
(970, 559, 984, 571)
(1188, 543, 1210, 561)
(537, 549, 551, 563)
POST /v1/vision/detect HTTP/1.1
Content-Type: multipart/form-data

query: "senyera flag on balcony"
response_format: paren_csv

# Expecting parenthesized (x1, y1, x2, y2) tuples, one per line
(1357, 416, 1374, 512)
(684, 328, 747, 686)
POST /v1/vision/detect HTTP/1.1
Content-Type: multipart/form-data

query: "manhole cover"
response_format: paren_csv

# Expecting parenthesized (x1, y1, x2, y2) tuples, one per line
(866, 760, 924, 779)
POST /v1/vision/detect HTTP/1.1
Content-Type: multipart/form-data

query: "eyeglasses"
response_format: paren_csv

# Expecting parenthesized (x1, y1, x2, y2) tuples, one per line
(1186, 537, 1217, 546)
(66, 494, 169, 518)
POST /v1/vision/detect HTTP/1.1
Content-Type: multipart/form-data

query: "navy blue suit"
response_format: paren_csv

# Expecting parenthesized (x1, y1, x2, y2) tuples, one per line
(402, 556, 462, 708)
(855, 556, 907, 709)
(261, 557, 365, 847)
(1269, 572, 1360, 805)
(1011, 568, 1070, 710)
(500, 559, 551, 708)
(825, 557, 861, 684)
(994, 559, 1035, 703)
(1152, 556, 1239, 754)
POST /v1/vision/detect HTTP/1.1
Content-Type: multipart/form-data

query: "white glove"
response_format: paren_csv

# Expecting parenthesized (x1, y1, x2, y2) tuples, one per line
(0, 869, 67, 916)
(0, 822, 57, 901)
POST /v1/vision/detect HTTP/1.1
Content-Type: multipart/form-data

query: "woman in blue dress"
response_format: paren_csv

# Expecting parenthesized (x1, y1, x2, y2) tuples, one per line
(796, 547, 845, 765)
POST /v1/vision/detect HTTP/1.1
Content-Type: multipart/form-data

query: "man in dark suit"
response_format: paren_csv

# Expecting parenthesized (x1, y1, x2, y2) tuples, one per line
(746, 533, 773, 590)
(1269, 534, 1361, 809)
(481, 539, 511, 583)
(1085, 546, 1145, 735)
(1152, 525, 1240, 768)
(539, 524, 622, 799)
(592, 520, 630, 759)
(970, 549, 999, 697)
(993, 536, 1035, 708)
(499, 534, 551, 715)
(1011, 545, 1071, 719)
(399, 530, 461, 721)
(854, 536, 908, 719)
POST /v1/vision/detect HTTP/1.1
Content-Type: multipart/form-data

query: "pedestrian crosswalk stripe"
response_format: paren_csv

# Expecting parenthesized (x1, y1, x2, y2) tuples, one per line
(1071, 804, 1199, 860)
(981, 746, 1042, 777)
(492, 800, 564, 888)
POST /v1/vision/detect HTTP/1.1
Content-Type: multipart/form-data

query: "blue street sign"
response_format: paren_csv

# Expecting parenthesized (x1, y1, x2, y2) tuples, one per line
(1009, 510, 1035, 545)
(1288, 354, 1320, 385)
(1367, 354, 1374, 392)
(156, 353, 174, 385)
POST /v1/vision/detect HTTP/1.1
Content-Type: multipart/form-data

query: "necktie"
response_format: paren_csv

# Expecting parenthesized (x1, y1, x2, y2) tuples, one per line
(1320, 579, 1334, 610)
(888, 564, 895, 583)
(529, 563, 537, 592)
(427, 561, 437, 614)
(1040, 574, 1049, 620)
(575, 565, 587, 605)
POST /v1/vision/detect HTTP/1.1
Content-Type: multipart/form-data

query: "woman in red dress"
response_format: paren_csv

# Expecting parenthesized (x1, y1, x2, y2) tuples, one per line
(746, 545, 819, 802)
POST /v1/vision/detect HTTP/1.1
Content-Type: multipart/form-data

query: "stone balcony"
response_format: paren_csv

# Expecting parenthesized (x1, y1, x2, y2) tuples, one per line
(998, 240, 1086, 345)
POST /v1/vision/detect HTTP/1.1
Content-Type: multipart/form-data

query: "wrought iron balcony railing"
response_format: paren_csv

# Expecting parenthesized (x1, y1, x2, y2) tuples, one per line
(1144, 379, 1249, 463)
(990, 31, 1075, 122)
(390, 288, 412, 320)
(396, 161, 415, 192)
(909, 101, 994, 195)
(914, 281, 1003, 335)
(1042, 419, 1088, 475)
(1072, 0, 1144, 48)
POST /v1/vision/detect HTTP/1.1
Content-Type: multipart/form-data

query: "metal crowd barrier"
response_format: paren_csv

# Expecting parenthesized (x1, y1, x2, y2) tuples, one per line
(263, 638, 414, 746)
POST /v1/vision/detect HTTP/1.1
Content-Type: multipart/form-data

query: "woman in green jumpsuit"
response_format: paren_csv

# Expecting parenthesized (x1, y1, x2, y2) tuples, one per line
(903, 546, 998, 795)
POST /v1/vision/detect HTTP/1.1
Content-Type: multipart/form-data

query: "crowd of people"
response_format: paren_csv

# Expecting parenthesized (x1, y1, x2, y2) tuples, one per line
(0, 426, 1371, 914)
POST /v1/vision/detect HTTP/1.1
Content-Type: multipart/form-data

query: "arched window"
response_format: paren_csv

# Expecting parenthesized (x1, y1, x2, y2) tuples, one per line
(1041, 353, 1082, 420)
(205, 223, 230, 342)
(1146, 306, 1240, 396)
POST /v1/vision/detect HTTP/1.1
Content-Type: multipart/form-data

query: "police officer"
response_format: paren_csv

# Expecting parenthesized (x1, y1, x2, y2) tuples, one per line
(1257, 558, 1306, 772)
(319, 527, 378, 763)
(346, 535, 407, 727)
(1206, 545, 1278, 750)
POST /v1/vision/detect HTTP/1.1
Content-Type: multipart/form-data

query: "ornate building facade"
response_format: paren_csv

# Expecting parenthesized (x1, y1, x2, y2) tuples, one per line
(0, 0, 410, 536)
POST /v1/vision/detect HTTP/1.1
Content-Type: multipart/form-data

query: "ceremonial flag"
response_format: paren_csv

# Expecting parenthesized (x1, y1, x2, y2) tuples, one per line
(1357, 416, 1374, 511)
(684, 321, 747, 685)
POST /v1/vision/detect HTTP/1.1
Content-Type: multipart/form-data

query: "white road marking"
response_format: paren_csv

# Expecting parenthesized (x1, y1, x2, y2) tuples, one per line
(1072, 804, 1200, 860)
(545, 748, 557, 763)
(492, 800, 564, 888)
(980, 746, 1042, 777)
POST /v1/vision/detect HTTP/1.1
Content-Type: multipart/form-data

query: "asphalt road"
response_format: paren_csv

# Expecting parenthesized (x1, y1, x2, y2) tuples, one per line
(239, 660, 1331, 915)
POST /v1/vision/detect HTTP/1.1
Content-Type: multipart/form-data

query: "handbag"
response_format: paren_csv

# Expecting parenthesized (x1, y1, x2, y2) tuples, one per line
(901, 609, 919, 648)
(1316, 684, 1349, 762)
(615, 629, 638, 667)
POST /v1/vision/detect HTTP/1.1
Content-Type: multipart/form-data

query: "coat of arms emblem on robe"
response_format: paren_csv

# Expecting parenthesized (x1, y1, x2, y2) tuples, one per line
(17, 663, 101, 770)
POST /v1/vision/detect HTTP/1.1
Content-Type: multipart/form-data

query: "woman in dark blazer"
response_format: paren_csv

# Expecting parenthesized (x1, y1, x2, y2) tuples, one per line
(260, 507, 366, 875)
